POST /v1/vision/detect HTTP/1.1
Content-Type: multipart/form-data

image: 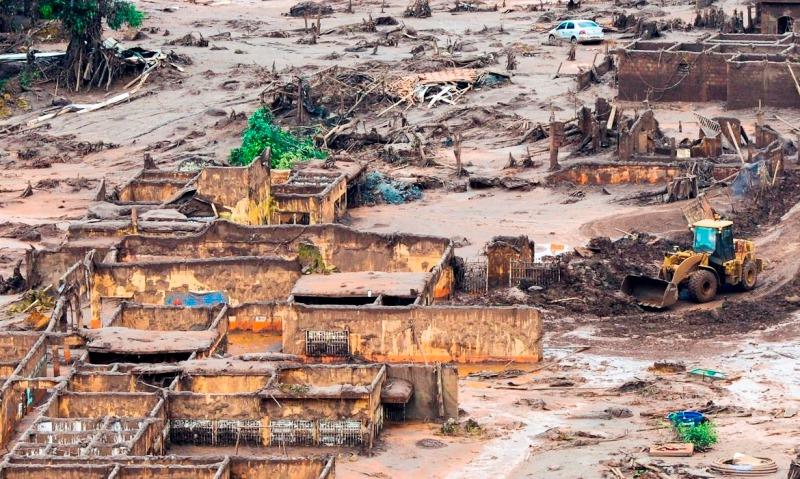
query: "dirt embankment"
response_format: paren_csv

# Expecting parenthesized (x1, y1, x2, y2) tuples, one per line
(734, 166, 800, 237)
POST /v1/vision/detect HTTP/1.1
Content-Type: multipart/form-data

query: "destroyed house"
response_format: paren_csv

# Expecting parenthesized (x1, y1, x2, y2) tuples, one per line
(617, 34, 800, 108)
(0, 456, 335, 479)
(25, 219, 542, 364)
(757, 0, 800, 33)
(103, 152, 364, 226)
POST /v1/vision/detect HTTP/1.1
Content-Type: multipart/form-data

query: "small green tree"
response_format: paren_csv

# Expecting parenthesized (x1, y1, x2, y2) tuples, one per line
(39, 0, 143, 89)
(230, 107, 326, 169)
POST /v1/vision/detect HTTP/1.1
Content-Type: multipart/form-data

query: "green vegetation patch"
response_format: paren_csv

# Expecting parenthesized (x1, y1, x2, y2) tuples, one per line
(230, 107, 326, 169)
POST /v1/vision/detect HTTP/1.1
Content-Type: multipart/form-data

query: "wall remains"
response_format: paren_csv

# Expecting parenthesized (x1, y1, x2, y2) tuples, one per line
(282, 305, 542, 363)
(90, 257, 301, 327)
(617, 36, 800, 108)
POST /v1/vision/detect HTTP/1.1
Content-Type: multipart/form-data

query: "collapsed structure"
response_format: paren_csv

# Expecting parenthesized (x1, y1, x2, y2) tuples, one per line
(548, 102, 789, 204)
(101, 154, 364, 226)
(0, 150, 543, 477)
(617, 33, 800, 108)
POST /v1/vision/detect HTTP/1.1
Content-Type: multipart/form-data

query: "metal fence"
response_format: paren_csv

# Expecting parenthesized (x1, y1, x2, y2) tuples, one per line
(318, 420, 363, 446)
(169, 419, 263, 446)
(270, 419, 315, 446)
(509, 260, 561, 288)
(305, 330, 349, 356)
(462, 261, 488, 294)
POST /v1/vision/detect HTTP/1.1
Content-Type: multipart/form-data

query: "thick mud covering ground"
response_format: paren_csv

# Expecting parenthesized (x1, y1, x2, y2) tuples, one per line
(735, 168, 800, 237)
(453, 232, 687, 316)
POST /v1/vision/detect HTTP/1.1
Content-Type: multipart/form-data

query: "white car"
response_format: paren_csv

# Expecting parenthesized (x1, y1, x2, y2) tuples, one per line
(548, 19, 605, 44)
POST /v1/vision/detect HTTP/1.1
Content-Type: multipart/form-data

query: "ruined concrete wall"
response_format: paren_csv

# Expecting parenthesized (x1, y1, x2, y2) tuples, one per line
(113, 304, 218, 331)
(68, 373, 139, 392)
(55, 392, 159, 418)
(282, 305, 543, 363)
(26, 246, 103, 290)
(139, 169, 198, 182)
(273, 176, 347, 225)
(90, 257, 301, 326)
(116, 466, 216, 478)
(264, 396, 374, 421)
(227, 302, 286, 331)
(618, 110, 663, 161)
(117, 222, 452, 274)
(179, 375, 271, 393)
(116, 180, 187, 203)
(0, 336, 48, 449)
(229, 457, 331, 479)
(1, 466, 111, 478)
(2, 457, 333, 479)
(0, 334, 40, 363)
(727, 58, 800, 108)
(386, 364, 458, 419)
(278, 366, 379, 387)
(551, 163, 739, 185)
(552, 163, 682, 184)
(755, 124, 782, 148)
(168, 393, 262, 420)
(576, 55, 614, 90)
(197, 154, 272, 225)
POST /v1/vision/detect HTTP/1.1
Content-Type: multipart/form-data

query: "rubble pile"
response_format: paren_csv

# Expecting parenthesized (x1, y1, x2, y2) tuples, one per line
(524, 233, 683, 315)
(361, 171, 423, 204)
(734, 168, 800, 236)
(261, 66, 393, 125)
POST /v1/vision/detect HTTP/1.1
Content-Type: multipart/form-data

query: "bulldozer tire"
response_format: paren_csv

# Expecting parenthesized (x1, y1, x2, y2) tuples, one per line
(687, 270, 718, 303)
(739, 259, 758, 291)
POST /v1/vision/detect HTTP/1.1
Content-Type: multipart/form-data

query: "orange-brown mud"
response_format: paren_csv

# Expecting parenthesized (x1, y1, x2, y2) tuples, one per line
(2, 0, 800, 475)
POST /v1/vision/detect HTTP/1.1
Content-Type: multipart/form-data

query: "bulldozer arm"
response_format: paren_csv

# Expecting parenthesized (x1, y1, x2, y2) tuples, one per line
(621, 253, 705, 308)
(670, 253, 705, 285)
(622, 275, 679, 308)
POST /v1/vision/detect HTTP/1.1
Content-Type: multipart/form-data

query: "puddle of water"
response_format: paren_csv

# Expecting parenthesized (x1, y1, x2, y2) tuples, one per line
(445, 411, 562, 479)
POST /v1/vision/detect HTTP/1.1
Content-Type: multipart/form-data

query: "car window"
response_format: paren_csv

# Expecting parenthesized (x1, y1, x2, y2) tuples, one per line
(579, 21, 598, 27)
(565, 22, 574, 29)
(556, 22, 565, 30)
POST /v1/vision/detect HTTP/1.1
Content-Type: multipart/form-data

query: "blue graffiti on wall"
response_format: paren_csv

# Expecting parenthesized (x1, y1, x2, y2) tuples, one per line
(165, 291, 228, 307)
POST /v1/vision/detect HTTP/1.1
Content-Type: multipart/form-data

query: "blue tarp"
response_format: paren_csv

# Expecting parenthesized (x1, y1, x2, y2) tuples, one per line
(731, 161, 766, 198)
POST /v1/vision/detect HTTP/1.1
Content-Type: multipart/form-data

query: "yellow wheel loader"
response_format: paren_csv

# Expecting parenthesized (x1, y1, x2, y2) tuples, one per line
(621, 220, 763, 308)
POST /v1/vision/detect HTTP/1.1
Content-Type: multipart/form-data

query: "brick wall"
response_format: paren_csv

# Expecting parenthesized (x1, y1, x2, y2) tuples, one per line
(727, 58, 800, 108)
(618, 49, 730, 102)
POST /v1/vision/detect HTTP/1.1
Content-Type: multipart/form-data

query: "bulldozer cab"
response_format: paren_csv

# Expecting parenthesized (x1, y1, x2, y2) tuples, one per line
(692, 219, 734, 262)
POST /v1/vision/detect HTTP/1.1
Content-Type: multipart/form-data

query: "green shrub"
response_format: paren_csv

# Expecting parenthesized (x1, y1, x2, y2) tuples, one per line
(230, 108, 326, 169)
(38, 0, 143, 35)
(676, 421, 717, 450)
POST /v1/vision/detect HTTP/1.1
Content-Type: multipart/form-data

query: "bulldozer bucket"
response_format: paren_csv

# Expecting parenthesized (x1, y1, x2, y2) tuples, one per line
(621, 275, 679, 309)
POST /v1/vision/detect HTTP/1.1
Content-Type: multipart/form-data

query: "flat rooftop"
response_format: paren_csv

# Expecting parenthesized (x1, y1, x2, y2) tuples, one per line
(291, 271, 431, 298)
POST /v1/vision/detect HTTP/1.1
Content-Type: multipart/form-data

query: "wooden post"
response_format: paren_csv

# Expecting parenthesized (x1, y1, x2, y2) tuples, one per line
(64, 345, 71, 363)
(453, 132, 462, 177)
(549, 118, 563, 171)
(591, 119, 600, 153)
(51, 345, 60, 377)
(296, 77, 305, 124)
(131, 207, 139, 235)
(435, 362, 445, 419)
